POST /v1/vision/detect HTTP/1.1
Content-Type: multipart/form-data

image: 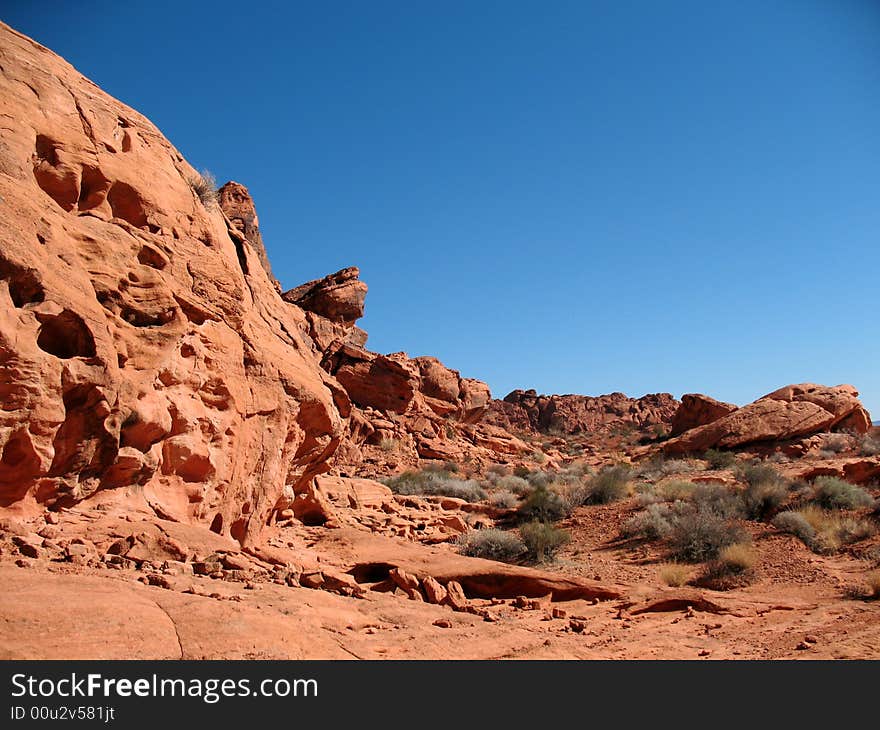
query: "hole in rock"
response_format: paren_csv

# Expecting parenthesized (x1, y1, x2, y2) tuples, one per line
(137, 245, 167, 270)
(76, 165, 111, 211)
(209, 513, 223, 534)
(107, 181, 148, 227)
(297, 510, 328, 527)
(34, 134, 59, 165)
(0, 257, 44, 307)
(36, 310, 96, 359)
(349, 562, 395, 584)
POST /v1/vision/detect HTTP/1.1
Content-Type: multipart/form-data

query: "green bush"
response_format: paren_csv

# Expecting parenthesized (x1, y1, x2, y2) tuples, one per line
(810, 476, 874, 510)
(665, 505, 747, 563)
(582, 464, 631, 504)
(741, 479, 788, 520)
(690, 483, 743, 519)
(457, 529, 525, 563)
(704, 449, 738, 470)
(519, 521, 570, 563)
(736, 462, 784, 488)
(621, 503, 673, 540)
(772, 511, 816, 545)
(516, 484, 570, 523)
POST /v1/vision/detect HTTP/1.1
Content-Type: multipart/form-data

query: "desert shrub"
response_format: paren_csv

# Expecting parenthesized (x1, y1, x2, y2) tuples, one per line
(532, 450, 547, 464)
(659, 564, 691, 587)
(378, 437, 397, 452)
(519, 521, 570, 563)
(636, 455, 694, 480)
(859, 435, 880, 457)
(736, 462, 784, 489)
(704, 449, 738, 470)
(690, 483, 743, 519)
(784, 505, 876, 554)
(621, 503, 673, 540)
(741, 479, 788, 520)
(657, 479, 698, 501)
(486, 463, 509, 477)
(582, 464, 631, 504)
(633, 483, 661, 507)
(810, 476, 874, 510)
(383, 470, 486, 502)
(772, 511, 816, 545)
(188, 169, 218, 208)
(489, 490, 519, 509)
(524, 470, 555, 490)
(665, 505, 747, 562)
(822, 433, 851, 454)
(516, 484, 570, 523)
(836, 517, 876, 544)
(489, 474, 531, 495)
(457, 529, 525, 563)
(513, 465, 531, 478)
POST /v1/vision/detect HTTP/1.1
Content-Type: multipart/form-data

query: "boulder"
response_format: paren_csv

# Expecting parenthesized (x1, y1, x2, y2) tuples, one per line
(664, 384, 872, 455)
(670, 394, 738, 436)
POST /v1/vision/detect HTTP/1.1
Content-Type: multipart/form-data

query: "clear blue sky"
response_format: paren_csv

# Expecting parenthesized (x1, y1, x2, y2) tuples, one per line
(4, 1, 879, 416)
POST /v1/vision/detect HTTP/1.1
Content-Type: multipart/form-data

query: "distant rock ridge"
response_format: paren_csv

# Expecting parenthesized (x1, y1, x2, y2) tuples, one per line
(484, 389, 680, 436)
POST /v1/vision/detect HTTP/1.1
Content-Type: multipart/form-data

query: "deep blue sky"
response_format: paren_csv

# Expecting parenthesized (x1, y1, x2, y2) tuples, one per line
(4, 1, 879, 415)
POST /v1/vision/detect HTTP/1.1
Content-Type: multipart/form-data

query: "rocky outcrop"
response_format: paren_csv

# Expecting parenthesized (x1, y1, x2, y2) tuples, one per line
(670, 394, 738, 436)
(0, 22, 345, 544)
(485, 389, 679, 436)
(217, 181, 276, 287)
(283, 267, 368, 352)
(320, 344, 521, 474)
(663, 384, 872, 455)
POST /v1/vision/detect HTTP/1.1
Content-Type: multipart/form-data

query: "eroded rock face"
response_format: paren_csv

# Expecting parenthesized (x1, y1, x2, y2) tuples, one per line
(283, 267, 368, 352)
(486, 389, 680, 436)
(670, 394, 739, 436)
(0, 22, 345, 544)
(663, 383, 872, 455)
(217, 181, 276, 287)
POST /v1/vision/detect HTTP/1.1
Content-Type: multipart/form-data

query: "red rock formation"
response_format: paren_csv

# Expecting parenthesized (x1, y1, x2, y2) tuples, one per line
(485, 389, 679, 436)
(670, 394, 738, 436)
(663, 383, 872, 455)
(283, 267, 368, 352)
(0, 22, 345, 544)
(217, 181, 276, 287)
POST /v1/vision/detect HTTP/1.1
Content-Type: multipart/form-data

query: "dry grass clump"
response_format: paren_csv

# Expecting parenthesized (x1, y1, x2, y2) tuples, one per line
(775, 505, 876, 554)
(657, 479, 698, 501)
(188, 169, 219, 208)
(659, 563, 691, 587)
(866, 571, 880, 600)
